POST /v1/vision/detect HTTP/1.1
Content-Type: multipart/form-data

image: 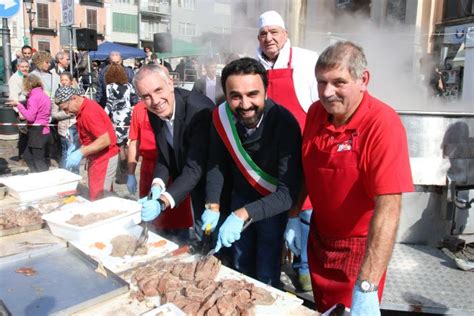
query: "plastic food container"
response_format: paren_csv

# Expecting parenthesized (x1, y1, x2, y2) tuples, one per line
(42, 197, 141, 243)
(0, 169, 81, 201)
(141, 303, 186, 316)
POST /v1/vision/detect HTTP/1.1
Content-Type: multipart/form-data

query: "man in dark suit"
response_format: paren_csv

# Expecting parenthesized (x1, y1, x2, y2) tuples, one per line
(133, 64, 215, 241)
(95, 51, 134, 107)
(192, 58, 225, 105)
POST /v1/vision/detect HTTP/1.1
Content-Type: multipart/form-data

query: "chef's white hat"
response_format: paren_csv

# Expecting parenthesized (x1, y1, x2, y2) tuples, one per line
(258, 11, 286, 30)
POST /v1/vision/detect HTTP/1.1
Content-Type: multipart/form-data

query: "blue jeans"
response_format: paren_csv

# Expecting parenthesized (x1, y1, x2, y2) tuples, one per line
(231, 194, 287, 288)
(60, 125, 80, 174)
(292, 209, 312, 275)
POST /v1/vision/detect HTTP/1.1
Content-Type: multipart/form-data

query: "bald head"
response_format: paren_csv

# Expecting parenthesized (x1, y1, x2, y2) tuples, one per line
(110, 51, 122, 65)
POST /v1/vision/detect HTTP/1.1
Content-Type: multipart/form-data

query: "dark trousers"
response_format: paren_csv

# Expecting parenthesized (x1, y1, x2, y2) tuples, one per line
(23, 130, 49, 173)
(18, 132, 28, 158)
(231, 194, 287, 288)
(23, 146, 48, 172)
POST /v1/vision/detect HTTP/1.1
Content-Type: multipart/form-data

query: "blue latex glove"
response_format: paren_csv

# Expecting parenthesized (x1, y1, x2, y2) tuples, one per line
(66, 149, 83, 169)
(215, 213, 244, 252)
(138, 186, 163, 222)
(201, 209, 220, 231)
(284, 217, 302, 256)
(350, 286, 380, 316)
(127, 174, 137, 194)
(67, 143, 76, 156)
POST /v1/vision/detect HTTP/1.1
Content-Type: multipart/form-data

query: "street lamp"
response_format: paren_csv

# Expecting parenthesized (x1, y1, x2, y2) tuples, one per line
(24, 0, 36, 46)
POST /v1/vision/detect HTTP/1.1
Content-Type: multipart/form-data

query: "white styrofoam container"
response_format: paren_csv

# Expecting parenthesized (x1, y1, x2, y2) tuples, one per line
(42, 197, 141, 243)
(0, 169, 81, 201)
(141, 303, 186, 316)
(71, 225, 179, 273)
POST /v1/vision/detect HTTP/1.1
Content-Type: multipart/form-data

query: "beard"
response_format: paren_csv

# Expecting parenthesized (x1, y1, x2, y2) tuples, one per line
(235, 106, 264, 128)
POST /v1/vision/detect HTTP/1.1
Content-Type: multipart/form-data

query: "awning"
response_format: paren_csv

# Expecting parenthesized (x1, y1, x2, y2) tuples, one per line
(154, 39, 208, 59)
(89, 41, 146, 61)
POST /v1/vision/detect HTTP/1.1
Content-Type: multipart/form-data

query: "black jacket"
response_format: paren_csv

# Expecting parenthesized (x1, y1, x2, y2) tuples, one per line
(192, 75, 225, 105)
(206, 99, 302, 222)
(148, 88, 215, 207)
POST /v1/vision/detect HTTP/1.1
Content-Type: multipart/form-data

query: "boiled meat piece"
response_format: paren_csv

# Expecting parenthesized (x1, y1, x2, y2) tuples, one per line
(184, 284, 206, 302)
(195, 255, 221, 281)
(205, 305, 220, 316)
(157, 272, 181, 295)
(233, 289, 253, 310)
(179, 260, 198, 281)
(171, 261, 187, 277)
(216, 294, 238, 316)
(251, 285, 275, 305)
(182, 301, 202, 316)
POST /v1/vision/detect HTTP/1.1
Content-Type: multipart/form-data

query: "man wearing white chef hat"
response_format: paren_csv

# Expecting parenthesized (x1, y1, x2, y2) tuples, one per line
(256, 10, 318, 292)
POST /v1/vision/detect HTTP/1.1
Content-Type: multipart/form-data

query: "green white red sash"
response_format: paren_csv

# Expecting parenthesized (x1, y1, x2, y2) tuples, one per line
(213, 102, 277, 196)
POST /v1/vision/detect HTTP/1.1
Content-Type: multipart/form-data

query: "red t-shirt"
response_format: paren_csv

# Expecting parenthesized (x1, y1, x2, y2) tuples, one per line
(302, 92, 414, 237)
(129, 101, 158, 160)
(76, 97, 119, 161)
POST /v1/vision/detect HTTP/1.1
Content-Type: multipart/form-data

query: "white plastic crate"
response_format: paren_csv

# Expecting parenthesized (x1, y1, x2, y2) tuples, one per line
(42, 197, 141, 243)
(0, 169, 81, 201)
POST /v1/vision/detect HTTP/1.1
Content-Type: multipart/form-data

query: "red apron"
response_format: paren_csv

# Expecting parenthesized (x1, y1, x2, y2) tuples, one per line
(304, 128, 386, 311)
(266, 48, 312, 211)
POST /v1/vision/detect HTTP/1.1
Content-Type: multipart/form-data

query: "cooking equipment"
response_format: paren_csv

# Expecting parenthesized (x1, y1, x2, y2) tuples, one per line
(0, 243, 128, 316)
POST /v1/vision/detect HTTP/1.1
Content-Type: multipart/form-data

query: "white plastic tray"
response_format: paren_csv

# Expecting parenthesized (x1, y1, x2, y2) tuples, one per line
(42, 197, 141, 243)
(0, 169, 81, 201)
(141, 303, 186, 316)
(71, 225, 179, 273)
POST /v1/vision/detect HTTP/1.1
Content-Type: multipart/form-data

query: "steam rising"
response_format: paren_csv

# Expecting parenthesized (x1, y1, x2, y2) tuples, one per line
(226, 1, 472, 112)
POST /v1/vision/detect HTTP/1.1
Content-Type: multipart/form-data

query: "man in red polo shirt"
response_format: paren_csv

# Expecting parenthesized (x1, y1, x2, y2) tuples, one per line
(56, 86, 119, 201)
(301, 41, 413, 314)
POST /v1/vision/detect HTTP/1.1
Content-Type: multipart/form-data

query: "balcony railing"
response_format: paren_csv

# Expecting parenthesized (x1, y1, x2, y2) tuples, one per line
(140, 1, 171, 15)
(32, 19, 58, 34)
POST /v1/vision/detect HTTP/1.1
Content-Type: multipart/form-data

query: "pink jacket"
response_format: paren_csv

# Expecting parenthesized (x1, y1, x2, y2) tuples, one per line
(17, 87, 52, 134)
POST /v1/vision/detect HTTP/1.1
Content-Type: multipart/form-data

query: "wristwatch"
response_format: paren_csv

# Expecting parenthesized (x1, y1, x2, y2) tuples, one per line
(356, 280, 378, 293)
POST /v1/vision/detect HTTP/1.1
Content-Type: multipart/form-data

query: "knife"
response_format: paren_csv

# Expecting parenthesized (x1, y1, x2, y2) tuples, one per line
(205, 218, 253, 257)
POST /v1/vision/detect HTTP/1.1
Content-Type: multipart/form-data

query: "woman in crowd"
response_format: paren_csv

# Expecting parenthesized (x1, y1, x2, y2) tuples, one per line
(52, 72, 82, 174)
(30, 51, 60, 99)
(104, 63, 139, 184)
(30, 51, 61, 163)
(8, 58, 30, 160)
(7, 74, 52, 172)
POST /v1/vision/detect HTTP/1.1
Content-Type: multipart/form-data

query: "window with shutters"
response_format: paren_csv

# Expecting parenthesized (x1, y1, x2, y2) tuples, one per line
(178, 22, 196, 36)
(178, 0, 195, 10)
(87, 9, 98, 31)
(37, 3, 49, 28)
(112, 13, 138, 33)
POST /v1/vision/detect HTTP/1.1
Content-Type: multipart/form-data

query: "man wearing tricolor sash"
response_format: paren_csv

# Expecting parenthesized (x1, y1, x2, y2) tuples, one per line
(201, 57, 302, 287)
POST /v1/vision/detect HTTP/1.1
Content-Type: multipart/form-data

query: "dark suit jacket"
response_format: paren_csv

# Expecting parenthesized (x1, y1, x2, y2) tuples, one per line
(192, 75, 225, 105)
(206, 99, 302, 222)
(95, 64, 134, 108)
(148, 88, 215, 207)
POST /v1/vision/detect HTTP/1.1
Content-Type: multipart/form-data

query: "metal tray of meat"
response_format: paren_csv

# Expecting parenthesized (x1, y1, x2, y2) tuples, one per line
(0, 243, 129, 316)
(0, 196, 87, 237)
(0, 222, 44, 237)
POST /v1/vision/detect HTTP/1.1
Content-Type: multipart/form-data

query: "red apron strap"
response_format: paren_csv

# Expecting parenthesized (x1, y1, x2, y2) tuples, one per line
(287, 47, 293, 68)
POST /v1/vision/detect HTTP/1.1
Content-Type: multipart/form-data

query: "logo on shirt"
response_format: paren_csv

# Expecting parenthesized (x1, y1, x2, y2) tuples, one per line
(336, 139, 352, 152)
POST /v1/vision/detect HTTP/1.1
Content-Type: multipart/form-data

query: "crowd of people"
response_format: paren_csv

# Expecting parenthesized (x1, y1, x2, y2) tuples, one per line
(4, 10, 414, 315)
